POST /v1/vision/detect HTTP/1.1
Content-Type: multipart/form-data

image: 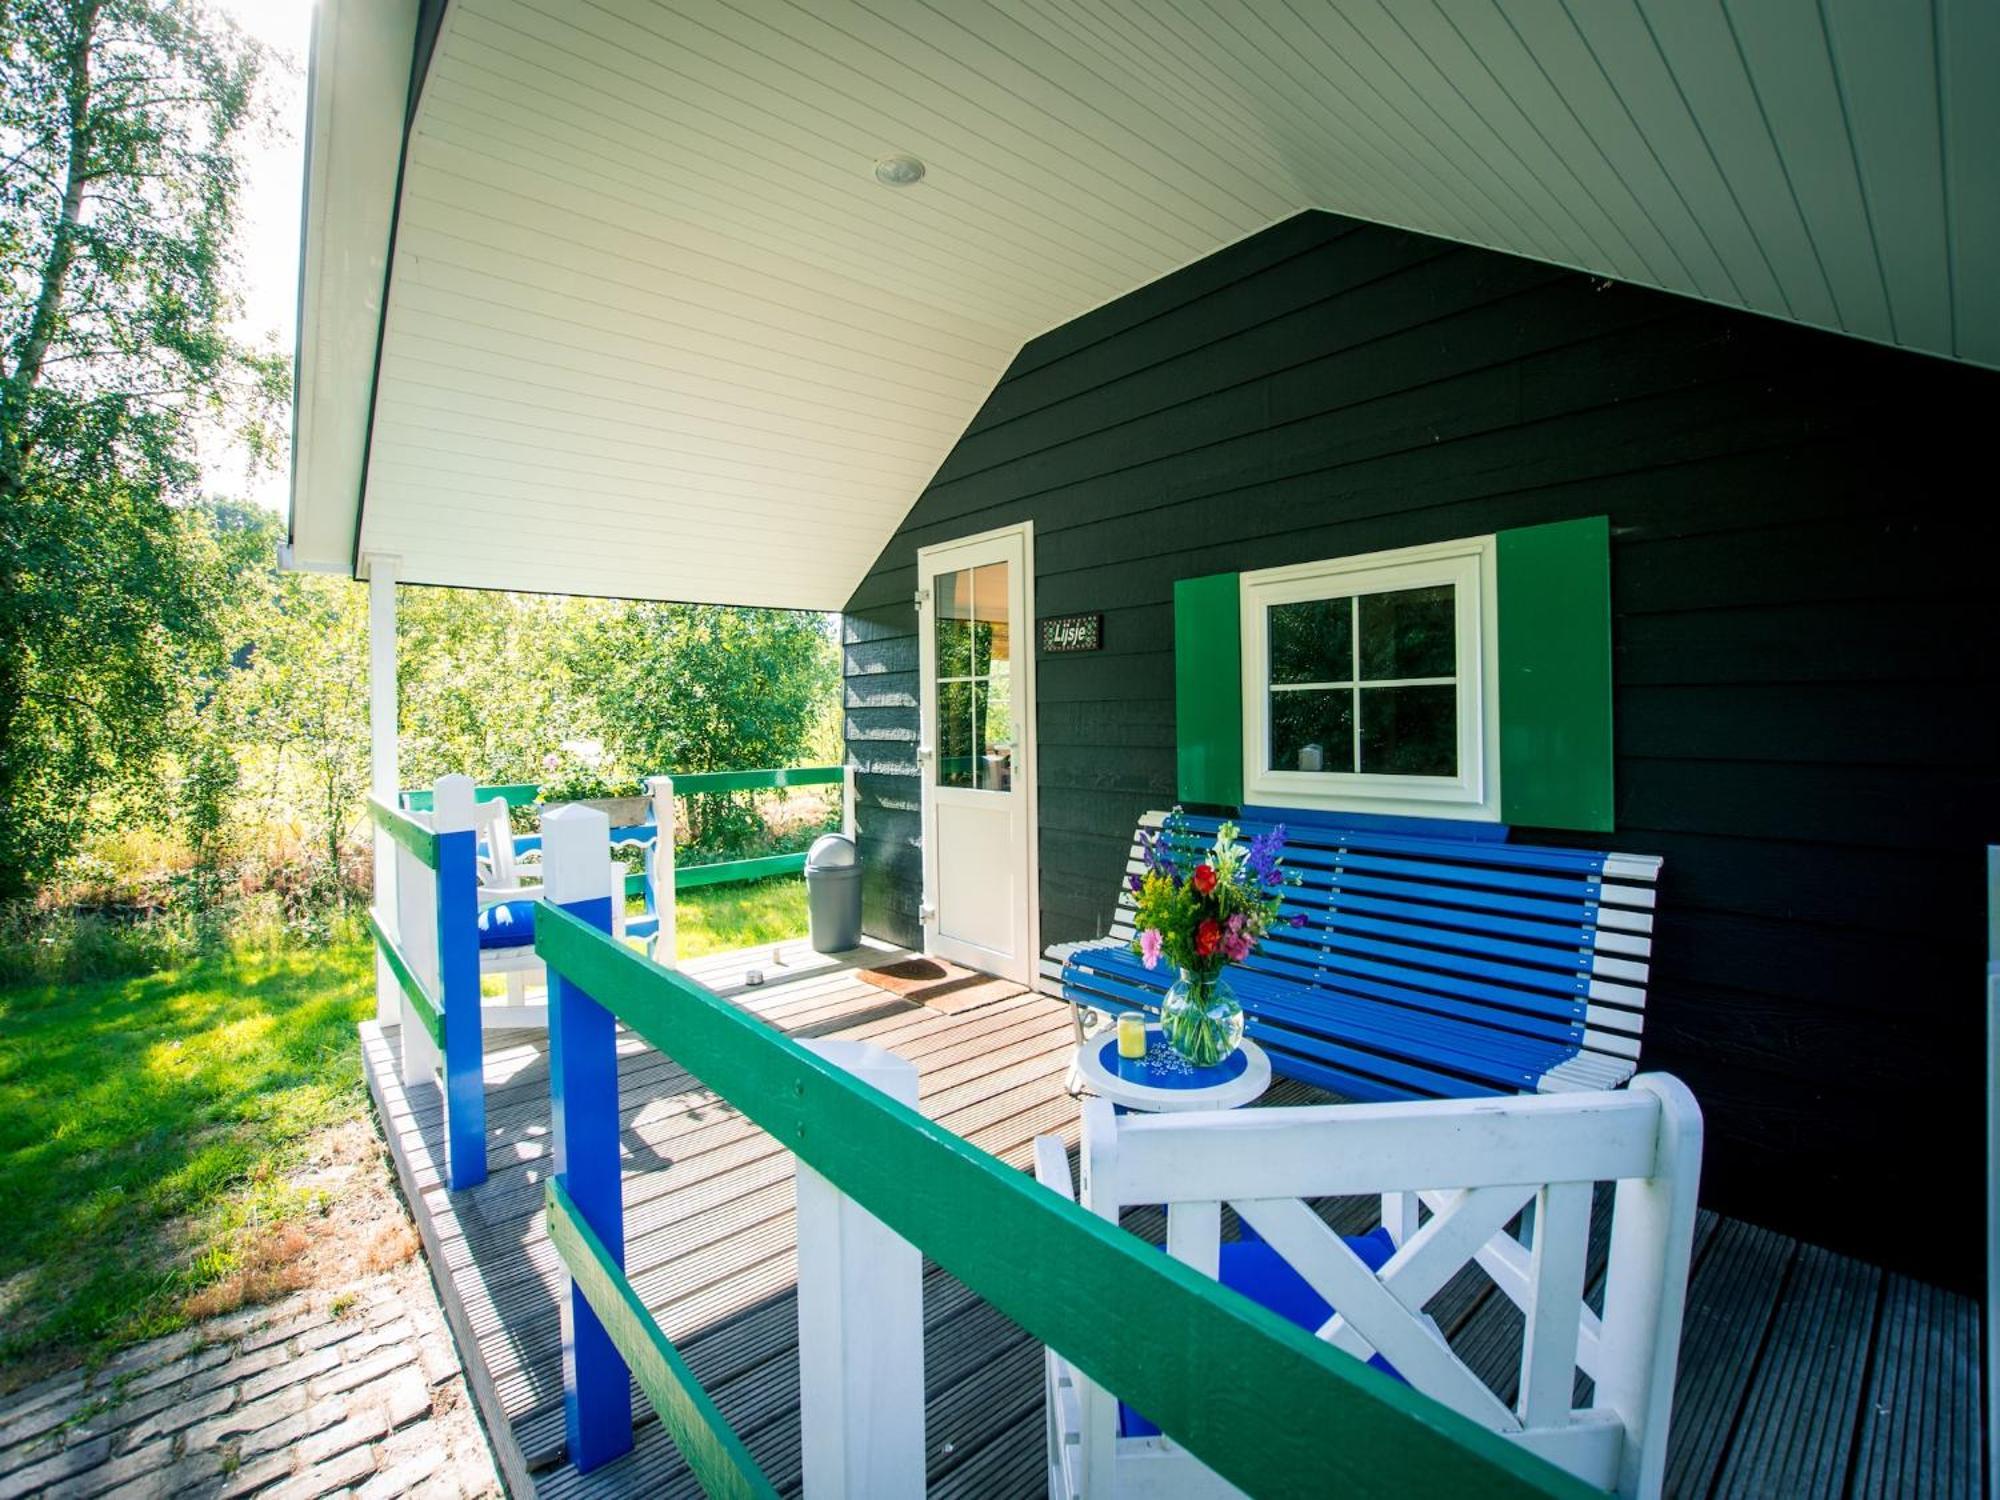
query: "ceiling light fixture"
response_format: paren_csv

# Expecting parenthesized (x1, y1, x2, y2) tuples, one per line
(873, 153, 926, 187)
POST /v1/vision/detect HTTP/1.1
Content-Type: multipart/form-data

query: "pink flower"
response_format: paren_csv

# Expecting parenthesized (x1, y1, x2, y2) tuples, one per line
(1223, 931, 1252, 963)
(1139, 928, 1164, 970)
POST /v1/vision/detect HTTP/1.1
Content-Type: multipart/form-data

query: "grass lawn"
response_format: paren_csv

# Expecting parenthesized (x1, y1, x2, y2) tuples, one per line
(0, 929, 377, 1384)
(666, 874, 809, 957)
(0, 876, 808, 1388)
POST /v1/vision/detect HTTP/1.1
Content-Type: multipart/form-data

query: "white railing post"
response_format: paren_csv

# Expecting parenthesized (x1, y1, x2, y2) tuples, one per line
(366, 552, 400, 1026)
(395, 823, 440, 1088)
(841, 763, 858, 842)
(796, 1039, 926, 1499)
(646, 775, 677, 967)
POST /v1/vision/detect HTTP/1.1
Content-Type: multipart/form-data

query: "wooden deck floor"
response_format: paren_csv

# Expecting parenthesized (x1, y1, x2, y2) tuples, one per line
(363, 939, 1982, 1499)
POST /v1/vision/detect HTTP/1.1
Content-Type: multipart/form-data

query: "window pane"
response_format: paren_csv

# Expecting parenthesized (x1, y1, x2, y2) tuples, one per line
(1359, 585, 1454, 681)
(935, 568, 974, 677)
(936, 678, 983, 788)
(979, 671, 1012, 790)
(1359, 685, 1456, 776)
(1270, 598, 1352, 684)
(970, 561, 1011, 677)
(1270, 688, 1355, 773)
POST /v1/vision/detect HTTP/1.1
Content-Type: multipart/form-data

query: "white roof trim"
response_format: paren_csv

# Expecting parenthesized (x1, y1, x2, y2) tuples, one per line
(286, 0, 423, 573)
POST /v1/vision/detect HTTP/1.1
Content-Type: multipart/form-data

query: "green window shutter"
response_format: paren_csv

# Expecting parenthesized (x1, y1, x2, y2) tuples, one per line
(1174, 572, 1243, 806)
(1496, 517, 1614, 832)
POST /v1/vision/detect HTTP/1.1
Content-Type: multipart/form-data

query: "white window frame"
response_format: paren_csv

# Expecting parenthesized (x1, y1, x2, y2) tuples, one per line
(1239, 534, 1501, 822)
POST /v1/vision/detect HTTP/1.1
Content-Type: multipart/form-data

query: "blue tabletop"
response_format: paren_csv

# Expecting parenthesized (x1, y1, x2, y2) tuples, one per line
(1099, 1033, 1250, 1092)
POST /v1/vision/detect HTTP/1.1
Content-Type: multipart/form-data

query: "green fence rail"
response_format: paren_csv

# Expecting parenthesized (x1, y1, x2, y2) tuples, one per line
(399, 782, 539, 813)
(364, 907, 442, 1048)
(546, 1179, 778, 1499)
(533, 902, 1595, 1499)
(368, 795, 440, 866)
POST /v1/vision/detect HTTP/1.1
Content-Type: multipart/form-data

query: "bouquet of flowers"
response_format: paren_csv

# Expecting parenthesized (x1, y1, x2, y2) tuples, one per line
(1128, 808, 1301, 1064)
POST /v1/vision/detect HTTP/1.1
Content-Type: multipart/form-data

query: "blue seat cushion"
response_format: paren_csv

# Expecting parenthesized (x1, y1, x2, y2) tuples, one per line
(1119, 1225, 1401, 1438)
(476, 900, 536, 950)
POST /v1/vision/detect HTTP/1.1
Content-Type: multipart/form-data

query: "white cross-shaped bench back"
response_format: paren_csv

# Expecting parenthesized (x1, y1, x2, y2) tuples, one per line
(1039, 1075, 1701, 1500)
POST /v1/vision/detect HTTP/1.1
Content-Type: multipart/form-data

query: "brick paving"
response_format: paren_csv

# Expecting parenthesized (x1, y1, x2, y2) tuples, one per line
(0, 1260, 499, 1499)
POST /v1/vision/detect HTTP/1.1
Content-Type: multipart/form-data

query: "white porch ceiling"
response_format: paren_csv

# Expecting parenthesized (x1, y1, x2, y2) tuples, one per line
(292, 0, 2000, 607)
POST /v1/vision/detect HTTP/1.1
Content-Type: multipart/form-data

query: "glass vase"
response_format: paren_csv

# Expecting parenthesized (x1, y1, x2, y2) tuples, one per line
(1160, 966, 1244, 1067)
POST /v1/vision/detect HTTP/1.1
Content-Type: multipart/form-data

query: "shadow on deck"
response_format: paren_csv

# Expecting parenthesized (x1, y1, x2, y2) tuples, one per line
(360, 938, 1981, 1498)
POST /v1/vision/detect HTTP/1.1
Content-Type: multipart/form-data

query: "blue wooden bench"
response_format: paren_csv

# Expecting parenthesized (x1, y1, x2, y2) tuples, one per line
(1042, 810, 1660, 1102)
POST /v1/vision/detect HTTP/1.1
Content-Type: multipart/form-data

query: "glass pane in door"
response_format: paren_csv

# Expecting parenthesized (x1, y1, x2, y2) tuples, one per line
(933, 560, 1012, 792)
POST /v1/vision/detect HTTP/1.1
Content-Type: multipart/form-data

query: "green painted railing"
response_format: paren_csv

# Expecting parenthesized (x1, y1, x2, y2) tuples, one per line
(546, 1179, 778, 1498)
(397, 767, 844, 893)
(369, 795, 440, 866)
(364, 906, 442, 1048)
(666, 765, 842, 794)
(533, 903, 1596, 1498)
(399, 782, 539, 813)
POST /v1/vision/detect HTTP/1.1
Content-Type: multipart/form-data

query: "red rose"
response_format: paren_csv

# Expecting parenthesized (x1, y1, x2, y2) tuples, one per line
(1191, 863, 1217, 895)
(1194, 919, 1222, 957)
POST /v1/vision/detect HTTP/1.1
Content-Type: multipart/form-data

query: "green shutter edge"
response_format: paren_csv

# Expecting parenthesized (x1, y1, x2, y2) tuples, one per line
(1174, 572, 1243, 806)
(1496, 517, 1614, 833)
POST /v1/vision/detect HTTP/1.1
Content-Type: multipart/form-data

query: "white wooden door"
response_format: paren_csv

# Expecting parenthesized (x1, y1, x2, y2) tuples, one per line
(917, 525, 1036, 983)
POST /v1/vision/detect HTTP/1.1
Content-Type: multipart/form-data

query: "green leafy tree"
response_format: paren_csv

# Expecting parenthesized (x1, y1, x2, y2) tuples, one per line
(0, 0, 282, 896)
(227, 564, 367, 892)
(396, 587, 583, 790)
(567, 604, 837, 849)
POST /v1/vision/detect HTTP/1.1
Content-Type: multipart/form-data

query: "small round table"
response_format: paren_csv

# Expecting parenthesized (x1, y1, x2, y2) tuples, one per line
(1071, 1024, 1271, 1112)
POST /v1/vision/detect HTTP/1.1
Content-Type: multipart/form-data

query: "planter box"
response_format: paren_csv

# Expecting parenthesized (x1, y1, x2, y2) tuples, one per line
(546, 794, 654, 828)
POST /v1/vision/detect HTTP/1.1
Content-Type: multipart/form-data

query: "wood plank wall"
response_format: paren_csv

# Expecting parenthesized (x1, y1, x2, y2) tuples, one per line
(842, 211, 1999, 1288)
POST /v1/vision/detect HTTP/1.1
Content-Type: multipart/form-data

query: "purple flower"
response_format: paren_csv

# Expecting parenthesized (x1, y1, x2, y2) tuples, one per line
(1127, 872, 1143, 894)
(1289, 911, 1308, 928)
(1139, 928, 1164, 970)
(1246, 825, 1288, 887)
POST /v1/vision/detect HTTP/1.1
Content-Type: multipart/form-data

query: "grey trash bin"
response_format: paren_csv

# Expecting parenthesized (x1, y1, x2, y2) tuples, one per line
(804, 833, 863, 953)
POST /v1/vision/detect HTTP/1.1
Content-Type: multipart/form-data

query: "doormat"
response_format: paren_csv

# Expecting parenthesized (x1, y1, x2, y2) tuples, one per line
(859, 957, 1013, 1011)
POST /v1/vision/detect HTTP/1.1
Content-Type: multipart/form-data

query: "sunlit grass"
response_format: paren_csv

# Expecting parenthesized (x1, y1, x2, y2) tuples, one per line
(669, 875, 809, 957)
(0, 927, 375, 1382)
(0, 878, 807, 1385)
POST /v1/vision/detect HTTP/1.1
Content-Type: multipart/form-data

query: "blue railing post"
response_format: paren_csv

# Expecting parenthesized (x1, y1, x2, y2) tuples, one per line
(431, 774, 486, 1191)
(542, 805, 634, 1471)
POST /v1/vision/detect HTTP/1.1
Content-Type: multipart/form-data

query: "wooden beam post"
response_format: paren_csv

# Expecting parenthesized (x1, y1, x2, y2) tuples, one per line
(431, 774, 485, 1191)
(795, 1038, 925, 1499)
(366, 553, 400, 1026)
(1986, 846, 1998, 1466)
(543, 804, 634, 1472)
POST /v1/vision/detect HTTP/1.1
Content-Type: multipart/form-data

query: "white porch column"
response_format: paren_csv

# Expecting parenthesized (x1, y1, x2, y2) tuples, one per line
(796, 1040, 926, 1498)
(367, 552, 401, 1027)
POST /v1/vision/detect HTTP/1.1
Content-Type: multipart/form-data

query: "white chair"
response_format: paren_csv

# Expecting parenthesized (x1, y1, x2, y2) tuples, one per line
(471, 794, 624, 1027)
(1033, 1076, 1702, 1500)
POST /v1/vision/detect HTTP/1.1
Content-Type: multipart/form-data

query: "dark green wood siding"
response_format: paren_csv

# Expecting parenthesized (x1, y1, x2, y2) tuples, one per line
(842, 210, 2000, 1288)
